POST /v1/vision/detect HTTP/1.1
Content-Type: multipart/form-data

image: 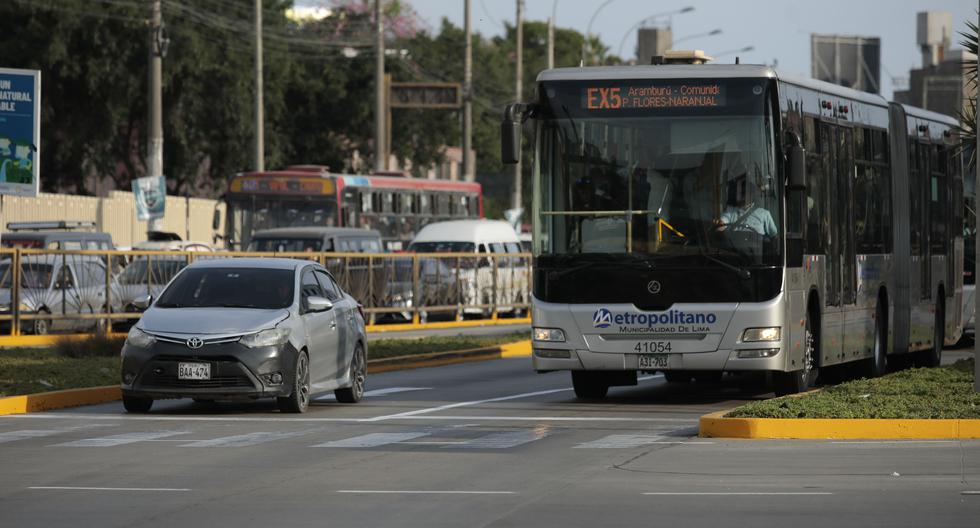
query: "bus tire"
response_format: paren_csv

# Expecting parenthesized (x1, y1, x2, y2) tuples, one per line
(773, 311, 818, 396)
(571, 371, 609, 399)
(918, 296, 944, 368)
(866, 298, 888, 378)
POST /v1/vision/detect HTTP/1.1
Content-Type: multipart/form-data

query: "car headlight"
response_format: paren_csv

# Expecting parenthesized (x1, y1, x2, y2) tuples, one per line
(240, 327, 291, 348)
(741, 327, 781, 342)
(533, 327, 566, 342)
(126, 327, 157, 348)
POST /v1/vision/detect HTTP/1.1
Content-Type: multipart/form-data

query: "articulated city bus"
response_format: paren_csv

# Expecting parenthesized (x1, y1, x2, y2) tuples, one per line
(503, 57, 964, 397)
(224, 166, 483, 250)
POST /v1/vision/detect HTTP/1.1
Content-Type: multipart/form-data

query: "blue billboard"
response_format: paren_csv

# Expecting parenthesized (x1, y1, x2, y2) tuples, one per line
(132, 175, 166, 221)
(0, 68, 40, 197)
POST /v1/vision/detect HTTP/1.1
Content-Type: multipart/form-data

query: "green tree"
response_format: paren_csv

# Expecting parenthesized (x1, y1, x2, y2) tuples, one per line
(959, 17, 978, 170)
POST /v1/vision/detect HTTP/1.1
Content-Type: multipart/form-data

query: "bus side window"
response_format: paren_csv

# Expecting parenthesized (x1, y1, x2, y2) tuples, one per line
(360, 191, 373, 213)
(478, 243, 490, 267)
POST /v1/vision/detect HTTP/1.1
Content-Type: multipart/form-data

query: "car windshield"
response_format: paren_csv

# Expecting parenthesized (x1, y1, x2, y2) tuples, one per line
(409, 241, 476, 253)
(535, 78, 781, 266)
(155, 267, 295, 309)
(0, 263, 54, 289)
(248, 237, 325, 252)
(118, 259, 187, 285)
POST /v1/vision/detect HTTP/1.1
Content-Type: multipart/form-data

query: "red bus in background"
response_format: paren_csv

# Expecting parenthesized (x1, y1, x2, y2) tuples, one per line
(224, 166, 483, 250)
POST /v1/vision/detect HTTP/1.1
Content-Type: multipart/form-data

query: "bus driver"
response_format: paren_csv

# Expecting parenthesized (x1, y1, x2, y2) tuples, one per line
(716, 169, 777, 237)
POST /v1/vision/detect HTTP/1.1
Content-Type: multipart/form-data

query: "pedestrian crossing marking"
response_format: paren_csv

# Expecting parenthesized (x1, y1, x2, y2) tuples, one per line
(54, 431, 187, 447)
(313, 432, 431, 448)
(446, 428, 552, 449)
(179, 430, 312, 448)
(573, 434, 666, 449)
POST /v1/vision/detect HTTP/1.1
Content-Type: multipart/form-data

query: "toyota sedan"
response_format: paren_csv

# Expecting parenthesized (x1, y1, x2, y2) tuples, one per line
(120, 258, 367, 413)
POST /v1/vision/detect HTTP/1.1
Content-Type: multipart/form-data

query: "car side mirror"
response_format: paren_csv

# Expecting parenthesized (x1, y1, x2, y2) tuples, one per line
(305, 296, 333, 313)
(133, 294, 152, 310)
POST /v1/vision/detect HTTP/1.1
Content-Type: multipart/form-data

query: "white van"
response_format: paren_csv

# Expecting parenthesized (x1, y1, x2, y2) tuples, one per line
(408, 220, 528, 316)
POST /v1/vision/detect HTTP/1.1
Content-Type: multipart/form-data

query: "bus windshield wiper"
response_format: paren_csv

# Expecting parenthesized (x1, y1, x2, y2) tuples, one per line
(549, 254, 652, 278)
(698, 250, 751, 280)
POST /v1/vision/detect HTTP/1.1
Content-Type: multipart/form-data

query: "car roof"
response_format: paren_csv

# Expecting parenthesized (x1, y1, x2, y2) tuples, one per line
(187, 257, 317, 271)
(251, 227, 382, 239)
(411, 220, 520, 244)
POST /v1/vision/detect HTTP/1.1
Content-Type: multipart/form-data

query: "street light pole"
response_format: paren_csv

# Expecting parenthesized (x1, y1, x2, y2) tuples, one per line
(254, 0, 264, 172)
(512, 0, 523, 211)
(147, 0, 164, 234)
(582, 0, 614, 65)
(462, 0, 473, 181)
(547, 0, 557, 70)
(374, 0, 386, 172)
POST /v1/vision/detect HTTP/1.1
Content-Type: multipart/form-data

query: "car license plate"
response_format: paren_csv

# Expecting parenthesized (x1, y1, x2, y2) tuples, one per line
(638, 354, 669, 369)
(178, 362, 210, 380)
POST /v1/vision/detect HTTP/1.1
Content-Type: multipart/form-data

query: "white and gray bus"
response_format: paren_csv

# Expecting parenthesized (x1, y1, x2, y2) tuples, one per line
(502, 57, 964, 397)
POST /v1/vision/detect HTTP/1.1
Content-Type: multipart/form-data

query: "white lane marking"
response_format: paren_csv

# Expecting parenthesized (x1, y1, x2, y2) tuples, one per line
(575, 434, 664, 448)
(313, 432, 430, 448)
(830, 440, 960, 444)
(396, 415, 695, 423)
(363, 387, 575, 422)
(54, 431, 188, 447)
(180, 430, 311, 448)
(399, 441, 468, 445)
(448, 429, 551, 449)
(963, 491, 980, 496)
(642, 492, 834, 496)
(336, 490, 515, 495)
(3, 413, 692, 424)
(0, 425, 113, 444)
(29, 487, 190, 492)
(315, 387, 432, 402)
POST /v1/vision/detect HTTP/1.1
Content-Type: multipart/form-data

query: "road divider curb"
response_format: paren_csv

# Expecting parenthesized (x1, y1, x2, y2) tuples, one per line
(0, 340, 532, 416)
(699, 409, 980, 439)
(0, 386, 121, 416)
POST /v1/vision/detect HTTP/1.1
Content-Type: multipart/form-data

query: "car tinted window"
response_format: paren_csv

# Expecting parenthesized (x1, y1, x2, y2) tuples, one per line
(408, 241, 476, 253)
(63, 241, 82, 250)
(156, 267, 295, 309)
(55, 265, 75, 289)
(314, 270, 342, 301)
(301, 269, 323, 300)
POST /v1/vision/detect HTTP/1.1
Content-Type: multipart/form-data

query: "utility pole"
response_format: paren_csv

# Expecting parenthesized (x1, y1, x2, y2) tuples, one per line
(547, 16, 554, 69)
(147, 0, 164, 234)
(374, 0, 386, 172)
(254, 0, 264, 172)
(462, 0, 473, 182)
(511, 0, 523, 211)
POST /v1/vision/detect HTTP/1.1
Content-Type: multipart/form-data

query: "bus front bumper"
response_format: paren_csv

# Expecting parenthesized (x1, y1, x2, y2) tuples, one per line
(531, 346, 786, 372)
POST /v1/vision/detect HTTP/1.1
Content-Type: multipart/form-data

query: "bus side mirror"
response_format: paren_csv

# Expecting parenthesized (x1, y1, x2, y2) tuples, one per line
(501, 103, 531, 165)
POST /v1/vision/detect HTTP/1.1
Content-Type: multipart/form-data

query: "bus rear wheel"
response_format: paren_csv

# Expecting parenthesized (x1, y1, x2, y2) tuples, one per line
(571, 371, 609, 399)
(917, 297, 944, 368)
(774, 314, 818, 396)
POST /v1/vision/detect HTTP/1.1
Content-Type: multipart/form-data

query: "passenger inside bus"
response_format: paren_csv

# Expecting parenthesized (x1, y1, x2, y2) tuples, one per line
(570, 167, 627, 253)
(716, 167, 778, 237)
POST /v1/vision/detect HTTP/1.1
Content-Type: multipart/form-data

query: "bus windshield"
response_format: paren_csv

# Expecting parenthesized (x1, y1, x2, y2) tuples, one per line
(226, 198, 337, 249)
(535, 78, 781, 267)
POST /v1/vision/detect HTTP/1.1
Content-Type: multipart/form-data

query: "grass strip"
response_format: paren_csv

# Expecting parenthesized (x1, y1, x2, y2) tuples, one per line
(368, 332, 529, 360)
(0, 332, 530, 397)
(726, 359, 980, 419)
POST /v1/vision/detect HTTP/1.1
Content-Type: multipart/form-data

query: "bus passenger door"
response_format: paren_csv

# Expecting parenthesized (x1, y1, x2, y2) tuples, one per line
(837, 126, 858, 359)
(820, 122, 843, 364)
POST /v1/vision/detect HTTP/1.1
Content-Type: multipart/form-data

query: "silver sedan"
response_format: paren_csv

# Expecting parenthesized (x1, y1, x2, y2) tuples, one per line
(120, 258, 367, 413)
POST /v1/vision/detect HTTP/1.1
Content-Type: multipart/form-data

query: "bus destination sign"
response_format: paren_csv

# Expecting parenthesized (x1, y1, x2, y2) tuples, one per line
(232, 177, 334, 195)
(583, 83, 726, 110)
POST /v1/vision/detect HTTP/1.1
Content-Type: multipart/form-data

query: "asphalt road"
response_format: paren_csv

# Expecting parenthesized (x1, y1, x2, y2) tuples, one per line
(0, 348, 977, 528)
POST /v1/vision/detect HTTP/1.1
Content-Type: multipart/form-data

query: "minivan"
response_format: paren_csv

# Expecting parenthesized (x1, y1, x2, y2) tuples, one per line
(407, 220, 527, 316)
(247, 227, 383, 253)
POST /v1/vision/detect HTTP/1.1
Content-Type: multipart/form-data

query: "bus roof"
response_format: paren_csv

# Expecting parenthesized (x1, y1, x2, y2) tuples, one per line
(232, 170, 481, 193)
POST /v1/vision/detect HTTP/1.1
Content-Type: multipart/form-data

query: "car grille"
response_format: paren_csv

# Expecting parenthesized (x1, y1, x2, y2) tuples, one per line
(147, 374, 253, 388)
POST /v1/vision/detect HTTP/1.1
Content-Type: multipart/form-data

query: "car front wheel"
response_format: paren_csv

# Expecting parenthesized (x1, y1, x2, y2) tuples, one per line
(278, 351, 311, 413)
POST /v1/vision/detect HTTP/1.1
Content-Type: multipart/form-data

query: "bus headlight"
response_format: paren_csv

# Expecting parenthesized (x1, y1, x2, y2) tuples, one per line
(741, 327, 781, 342)
(533, 327, 565, 342)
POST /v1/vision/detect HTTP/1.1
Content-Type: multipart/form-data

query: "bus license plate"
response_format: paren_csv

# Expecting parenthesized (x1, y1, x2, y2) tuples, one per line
(178, 362, 211, 380)
(638, 354, 669, 369)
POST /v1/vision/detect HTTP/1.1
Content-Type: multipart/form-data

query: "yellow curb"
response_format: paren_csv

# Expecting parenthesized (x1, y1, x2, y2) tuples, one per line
(0, 341, 532, 415)
(0, 386, 121, 416)
(699, 409, 980, 439)
(0, 333, 129, 348)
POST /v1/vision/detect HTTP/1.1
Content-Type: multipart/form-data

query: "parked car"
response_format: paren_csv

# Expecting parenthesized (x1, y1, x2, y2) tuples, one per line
(247, 227, 383, 253)
(407, 220, 528, 317)
(132, 240, 213, 252)
(382, 256, 460, 322)
(112, 255, 191, 330)
(0, 254, 117, 335)
(1, 221, 114, 250)
(120, 257, 367, 413)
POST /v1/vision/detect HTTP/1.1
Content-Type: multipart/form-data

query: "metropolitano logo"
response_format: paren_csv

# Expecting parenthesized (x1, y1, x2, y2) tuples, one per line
(592, 308, 612, 328)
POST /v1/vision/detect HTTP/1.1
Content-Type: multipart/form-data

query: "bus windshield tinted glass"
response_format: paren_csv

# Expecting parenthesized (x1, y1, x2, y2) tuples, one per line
(228, 198, 337, 248)
(155, 268, 295, 309)
(536, 78, 780, 265)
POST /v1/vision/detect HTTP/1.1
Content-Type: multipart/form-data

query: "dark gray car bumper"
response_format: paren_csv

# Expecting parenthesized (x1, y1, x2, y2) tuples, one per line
(121, 340, 299, 400)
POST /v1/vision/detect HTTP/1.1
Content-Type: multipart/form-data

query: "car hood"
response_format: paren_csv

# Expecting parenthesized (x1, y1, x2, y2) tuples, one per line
(138, 307, 290, 336)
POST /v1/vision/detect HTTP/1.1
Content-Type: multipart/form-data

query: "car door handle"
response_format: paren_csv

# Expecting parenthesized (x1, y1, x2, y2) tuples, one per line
(330, 320, 337, 330)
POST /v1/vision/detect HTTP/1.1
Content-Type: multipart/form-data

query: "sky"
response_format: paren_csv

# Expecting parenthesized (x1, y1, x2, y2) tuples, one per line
(369, 0, 976, 100)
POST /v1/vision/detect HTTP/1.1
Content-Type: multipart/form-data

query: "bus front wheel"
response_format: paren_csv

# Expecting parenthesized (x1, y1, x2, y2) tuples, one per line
(773, 314, 818, 396)
(571, 371, 609, 399)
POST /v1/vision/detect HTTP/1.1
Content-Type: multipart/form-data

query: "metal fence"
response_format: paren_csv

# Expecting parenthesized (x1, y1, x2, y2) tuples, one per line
(0, 249, 531, 336)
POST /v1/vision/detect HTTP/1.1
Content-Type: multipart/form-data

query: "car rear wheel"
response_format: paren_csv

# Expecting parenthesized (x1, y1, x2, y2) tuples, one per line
(278, 351, 311, 413)
(335, 344, 366, 404)
(30, 310, 50, 336)
(122, 395, 153, 413)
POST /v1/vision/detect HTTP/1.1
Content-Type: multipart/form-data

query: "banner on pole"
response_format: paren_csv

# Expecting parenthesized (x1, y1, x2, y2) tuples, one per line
(132, 175, 166, 221)
(0, 67, 41, 197)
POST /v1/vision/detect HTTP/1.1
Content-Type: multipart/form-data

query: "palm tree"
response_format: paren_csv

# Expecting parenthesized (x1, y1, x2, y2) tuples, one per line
(958, 18, 977, 169)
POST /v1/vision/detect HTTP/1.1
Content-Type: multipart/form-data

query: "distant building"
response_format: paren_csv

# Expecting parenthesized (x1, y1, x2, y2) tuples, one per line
(893, 11, 976, 120)
(811, 34, 881, 94)
(636, 28, 672, 65)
